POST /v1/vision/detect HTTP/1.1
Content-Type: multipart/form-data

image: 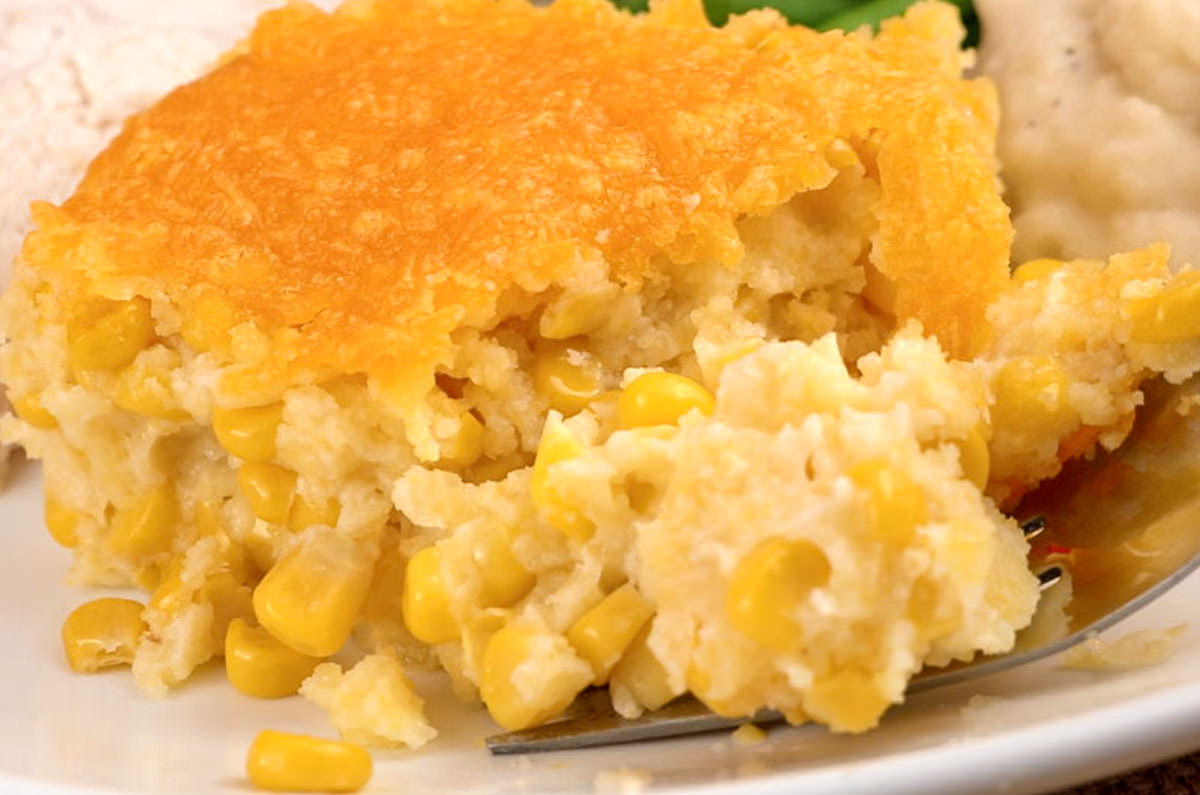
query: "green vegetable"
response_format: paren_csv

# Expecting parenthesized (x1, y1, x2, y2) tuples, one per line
(721, 0, 862, 27)
(819, 0, 978, 45)
(606, 0, 980, 47)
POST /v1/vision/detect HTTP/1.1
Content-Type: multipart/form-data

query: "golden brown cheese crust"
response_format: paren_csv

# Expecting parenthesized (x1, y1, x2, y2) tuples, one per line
(21, 0, 1009, 397)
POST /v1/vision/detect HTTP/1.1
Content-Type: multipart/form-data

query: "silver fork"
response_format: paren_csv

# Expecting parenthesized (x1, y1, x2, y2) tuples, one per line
(488, 375, 1200, 754)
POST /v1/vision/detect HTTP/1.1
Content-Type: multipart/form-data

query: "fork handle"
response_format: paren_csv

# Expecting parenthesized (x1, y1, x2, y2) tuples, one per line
(486, 695, 783, 754)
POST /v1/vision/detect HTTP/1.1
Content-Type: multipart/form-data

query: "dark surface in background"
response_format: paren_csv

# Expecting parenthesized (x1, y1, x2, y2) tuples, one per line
(1061, 751, 1200, 794)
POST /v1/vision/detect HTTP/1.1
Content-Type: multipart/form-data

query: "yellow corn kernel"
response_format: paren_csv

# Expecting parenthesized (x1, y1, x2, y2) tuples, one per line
(130, 562, 164, 592)
(148, 559, 189, 616)
(107, 483, 177, 558)
(566, 584, 655, 685)
(848, 459, 929, 545)
(61, 597, 147, 673)
(113, 369, 189, 421)
(992, 356, 1077, 438)
(148, 557, 250, 630)
(803, 668, 890, 733)
(238, 463, 297, 525)
(616, 372, 715, 429)
(213, 402, 284, 463)
(477, 528, 536, 608)
(953, 425, 991, 491)
(727, 537, 830, 652)
(437, 410, 485, 469)
(401, 546, 458, 644)
(1126, 271, 1200, 343)
(732, 723, 767, 744)
(67, 297, 155, 373)
(246, 730, 371, 793)
(539, 287, 616, 339)
(253, 530, 375, 657)
(609, 625, 677, 712)
(225, 618, 322, 699)
(289, 496, 341, 531)
(44, 496, 80, 548)
(1012, 257, 1063, 285)
(480, 625, 592, 731)
(12, 393, 58, 429)
(195, 502, 253, 584)
(533, 346, 601, 416)
(530, 419, 594, 542)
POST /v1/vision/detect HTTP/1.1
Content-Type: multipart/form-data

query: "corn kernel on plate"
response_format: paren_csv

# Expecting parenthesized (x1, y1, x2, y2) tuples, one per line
(1, 467, 1199, 794)
(3, 1, 1200, 794)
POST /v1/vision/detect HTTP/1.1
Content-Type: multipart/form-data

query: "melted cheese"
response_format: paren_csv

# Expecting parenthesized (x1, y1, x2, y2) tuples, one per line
(22, 0, 1009, 399)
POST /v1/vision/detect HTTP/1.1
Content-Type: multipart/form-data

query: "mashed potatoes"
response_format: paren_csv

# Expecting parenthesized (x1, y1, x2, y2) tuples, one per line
(978, 0, 1200, 268)
(5, 0, 1200, 753)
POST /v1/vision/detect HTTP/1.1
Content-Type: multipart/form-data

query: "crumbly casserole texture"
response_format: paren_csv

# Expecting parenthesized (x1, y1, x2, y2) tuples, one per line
(5, 0, 1200, 744)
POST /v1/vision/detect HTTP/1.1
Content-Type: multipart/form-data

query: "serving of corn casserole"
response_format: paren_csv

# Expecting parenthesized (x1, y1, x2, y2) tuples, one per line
(5, 0, 1200, 757)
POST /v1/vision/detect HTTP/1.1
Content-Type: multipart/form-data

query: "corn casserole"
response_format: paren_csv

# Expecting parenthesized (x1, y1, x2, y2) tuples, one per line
(5, 0, 1200, 749)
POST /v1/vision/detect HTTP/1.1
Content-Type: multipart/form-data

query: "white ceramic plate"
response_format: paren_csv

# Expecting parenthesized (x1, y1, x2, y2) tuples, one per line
(1, 462, 1199, 795)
